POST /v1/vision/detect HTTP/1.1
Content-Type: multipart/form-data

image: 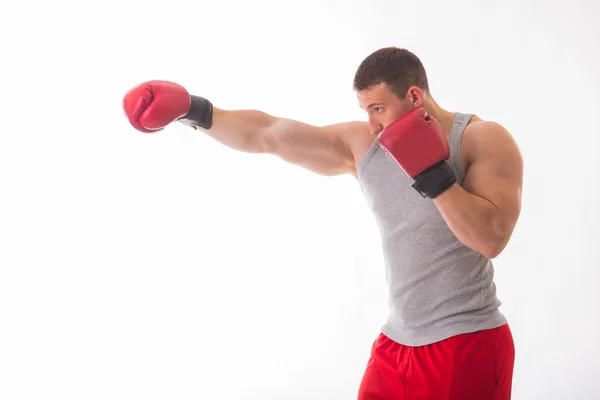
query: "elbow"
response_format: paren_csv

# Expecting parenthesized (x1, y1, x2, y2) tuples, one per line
(460, 235, 505, 259)
(481, 245, 502, 259)
(480, 215, 516, 259)
(480, 234, 509, 259)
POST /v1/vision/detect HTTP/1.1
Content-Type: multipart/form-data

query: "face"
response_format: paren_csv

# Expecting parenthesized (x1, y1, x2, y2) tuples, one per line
(357, 83, 423, 135)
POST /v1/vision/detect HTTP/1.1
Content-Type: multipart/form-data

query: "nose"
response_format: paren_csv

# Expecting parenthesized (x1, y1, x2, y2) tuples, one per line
(368, 118, 383, 136)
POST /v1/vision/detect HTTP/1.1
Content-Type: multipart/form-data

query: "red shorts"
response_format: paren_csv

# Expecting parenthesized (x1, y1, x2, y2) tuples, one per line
(357, 324, 515, 400)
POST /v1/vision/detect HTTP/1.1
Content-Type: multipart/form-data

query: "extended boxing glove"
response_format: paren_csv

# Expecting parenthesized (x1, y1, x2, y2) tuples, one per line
(122, 80, 213, 133)
(379, 107, 456, 198)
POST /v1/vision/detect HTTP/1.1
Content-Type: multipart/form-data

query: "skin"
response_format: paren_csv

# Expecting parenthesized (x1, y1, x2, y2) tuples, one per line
(197, 83, 523, 259)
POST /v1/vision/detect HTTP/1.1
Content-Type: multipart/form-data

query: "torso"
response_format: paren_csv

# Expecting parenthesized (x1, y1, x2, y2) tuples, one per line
(353, 111, 507, 346)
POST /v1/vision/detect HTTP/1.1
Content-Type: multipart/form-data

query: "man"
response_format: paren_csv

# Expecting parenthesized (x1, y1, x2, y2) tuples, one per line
(123, 47, 523, 399)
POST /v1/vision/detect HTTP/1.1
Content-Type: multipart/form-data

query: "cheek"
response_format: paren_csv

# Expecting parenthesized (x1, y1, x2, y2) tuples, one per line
(384, 111, 400, 126)
(387, 106, 410, 124)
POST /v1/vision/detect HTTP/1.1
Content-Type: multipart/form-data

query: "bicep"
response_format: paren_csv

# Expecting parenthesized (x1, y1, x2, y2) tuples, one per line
(462, 123, 523, 225)
(265, 119, 362, 176)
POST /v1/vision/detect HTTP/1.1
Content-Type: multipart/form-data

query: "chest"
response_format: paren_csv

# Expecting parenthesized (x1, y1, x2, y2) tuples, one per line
(358, 146, 448, 234)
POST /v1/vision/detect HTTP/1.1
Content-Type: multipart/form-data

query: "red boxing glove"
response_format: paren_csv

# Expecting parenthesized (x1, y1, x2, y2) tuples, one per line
(379, 107, 456, 198)
(123, 80, 213, 133)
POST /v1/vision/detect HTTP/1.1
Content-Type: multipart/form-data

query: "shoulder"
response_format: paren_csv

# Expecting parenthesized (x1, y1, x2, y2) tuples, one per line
(462, 118, 523, 170)
(459, 117, 524, 195)
(321, 120, 373, 156)
(324, 121, 377, 176)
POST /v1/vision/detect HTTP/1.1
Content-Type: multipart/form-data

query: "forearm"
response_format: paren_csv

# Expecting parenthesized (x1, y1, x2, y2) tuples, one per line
(190, 107, 276, 154)
(182, 100, 357, 176)
(433, 184, 510, 258)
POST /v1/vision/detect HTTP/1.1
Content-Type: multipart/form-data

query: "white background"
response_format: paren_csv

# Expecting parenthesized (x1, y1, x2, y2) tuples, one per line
(1, 0, 599, 399)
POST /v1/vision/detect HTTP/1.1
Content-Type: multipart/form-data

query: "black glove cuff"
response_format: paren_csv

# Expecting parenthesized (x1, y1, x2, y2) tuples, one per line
(411, 161, 456, 199)
(178, 95, 213, 129)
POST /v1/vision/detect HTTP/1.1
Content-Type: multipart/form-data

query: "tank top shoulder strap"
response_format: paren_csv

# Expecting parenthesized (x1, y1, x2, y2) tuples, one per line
(447, 112, 473, 184)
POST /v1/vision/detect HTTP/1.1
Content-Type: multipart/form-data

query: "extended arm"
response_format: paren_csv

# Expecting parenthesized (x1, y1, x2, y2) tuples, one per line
(122, 80, 361, 177)
(203, 108, 360, 176)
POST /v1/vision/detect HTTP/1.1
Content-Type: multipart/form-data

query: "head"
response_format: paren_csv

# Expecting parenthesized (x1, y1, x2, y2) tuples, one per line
(353, 47, 431, 135)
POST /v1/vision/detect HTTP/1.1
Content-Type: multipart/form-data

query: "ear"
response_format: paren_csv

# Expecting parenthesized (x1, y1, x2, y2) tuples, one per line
(407, 86, 425, 108)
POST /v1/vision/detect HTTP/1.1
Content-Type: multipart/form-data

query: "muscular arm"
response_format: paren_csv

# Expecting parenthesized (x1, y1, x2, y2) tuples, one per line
(196, 107, 360, 176)
(433, 121, 523, 259)
(123, 81, 360, 176)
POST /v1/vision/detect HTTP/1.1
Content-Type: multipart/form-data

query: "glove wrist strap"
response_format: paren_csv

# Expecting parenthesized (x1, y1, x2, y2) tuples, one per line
(411, 161, 456, 198)
(178, 95, 213, 129)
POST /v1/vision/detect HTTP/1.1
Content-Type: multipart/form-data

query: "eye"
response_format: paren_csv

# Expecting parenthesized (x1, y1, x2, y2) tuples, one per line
(374, 107, 384, 113)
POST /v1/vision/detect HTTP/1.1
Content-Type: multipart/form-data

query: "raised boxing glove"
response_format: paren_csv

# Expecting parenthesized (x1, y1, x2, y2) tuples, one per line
(379, 107, 456, 199)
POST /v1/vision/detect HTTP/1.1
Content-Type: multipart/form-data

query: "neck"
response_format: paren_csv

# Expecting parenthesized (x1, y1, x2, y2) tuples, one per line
(421, 98, 455, 135)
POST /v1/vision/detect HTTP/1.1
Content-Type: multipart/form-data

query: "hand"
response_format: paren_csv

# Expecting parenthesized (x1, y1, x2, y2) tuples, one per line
(379, 107, 456, 198)
(122, 80, 213, 133)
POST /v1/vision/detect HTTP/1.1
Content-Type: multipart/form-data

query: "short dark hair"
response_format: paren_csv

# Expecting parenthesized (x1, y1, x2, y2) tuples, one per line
(353, 47, 430, 98)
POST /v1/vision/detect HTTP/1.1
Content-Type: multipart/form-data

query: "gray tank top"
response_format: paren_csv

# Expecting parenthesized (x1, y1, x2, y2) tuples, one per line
(357, 112, 507, 346)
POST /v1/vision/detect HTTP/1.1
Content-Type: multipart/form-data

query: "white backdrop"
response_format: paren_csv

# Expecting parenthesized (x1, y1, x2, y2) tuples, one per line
(1, 0, 599, 399)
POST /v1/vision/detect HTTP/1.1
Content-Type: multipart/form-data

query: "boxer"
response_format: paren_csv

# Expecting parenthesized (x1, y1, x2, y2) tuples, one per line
(123, 47, 523, 399)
